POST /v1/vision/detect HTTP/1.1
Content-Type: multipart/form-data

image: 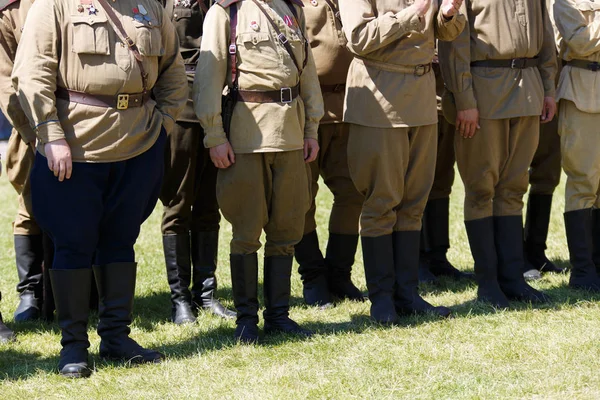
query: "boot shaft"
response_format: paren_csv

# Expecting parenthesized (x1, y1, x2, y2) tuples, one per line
(191, 231, 220, 300)
(361, 235, 395, 301)
(392, 230, 421, 304)
(163, 234, 192, 303)
(294, 230, 326, 280)
(422, 198, 451, 258)
(565, 209, 596, 278)
(263, 255, 293, 322)
(230, 253, 259, 325)
(524, 194, 553, 252)
(493, 216, 528, 286)
(14, 234, 44, 295)
(464, 217, 499, 285)
(325, 233, 359, 276)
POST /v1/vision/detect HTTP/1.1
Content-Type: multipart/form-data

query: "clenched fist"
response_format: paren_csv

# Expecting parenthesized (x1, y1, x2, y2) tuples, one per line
(411, 0, 431, 17)
(440, 0, 462, 19)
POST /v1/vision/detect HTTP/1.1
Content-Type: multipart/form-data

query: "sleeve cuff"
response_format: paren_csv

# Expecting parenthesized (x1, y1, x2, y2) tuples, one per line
(303, 122, 319, 140)
(395, 11, 425, 32)
(161, 113, 176, 133)
(544, 88, 556, 98)
(15, 123, 36, 144)
(35, 120, 65, 144)
(454, 89, 478, 111)
(203, 124, 229, 148)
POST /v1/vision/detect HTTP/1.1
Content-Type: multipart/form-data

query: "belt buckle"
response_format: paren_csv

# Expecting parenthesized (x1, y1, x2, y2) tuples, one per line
(280, 87, 293, 103)
(511, 58, 526, 69)
(278, 33, 289, 45)
(589, 62, 600, 72)
(117, 94, 129, 110)
(414, 64, 429, 76)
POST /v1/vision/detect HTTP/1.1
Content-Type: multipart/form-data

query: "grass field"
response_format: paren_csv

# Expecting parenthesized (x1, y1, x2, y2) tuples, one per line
(1, 170, 599, 399)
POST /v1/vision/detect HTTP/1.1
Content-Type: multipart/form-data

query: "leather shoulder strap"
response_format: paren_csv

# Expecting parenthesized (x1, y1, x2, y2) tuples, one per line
(228, 2, 238, 86)
(217, 0, 242, 8)
(322, 0, 341, 25)
(0, 0, 19, 12)
(287, 0, 302, 7)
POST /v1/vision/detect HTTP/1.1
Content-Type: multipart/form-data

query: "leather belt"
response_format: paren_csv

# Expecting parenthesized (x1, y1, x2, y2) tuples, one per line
(320, 84, 345, 93)
(55, 87, 150, 110)
(185, 63, 197, 73)
(237, 84, 300, 104)
(470, 57, 539, 69)
(357, 57, 432, 76)
(567, 59, 600, 72)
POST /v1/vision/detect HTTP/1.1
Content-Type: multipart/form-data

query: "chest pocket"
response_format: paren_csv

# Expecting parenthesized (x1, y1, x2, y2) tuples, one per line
(576, 1, 600, 23)
(71, 14, 110, 55)
(133, 19, 164, 57)
(237, 31, 281, 69)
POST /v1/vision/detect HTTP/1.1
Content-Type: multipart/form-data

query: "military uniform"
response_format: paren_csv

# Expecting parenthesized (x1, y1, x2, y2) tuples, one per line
(13, 0, 187, 377)
(159, 0, 235, 324)
(439, 0, 556, 307)
(553, 0, 600, 291)
(194, 0, 324, 343)
(293, 0, 364, 307)
(339, 0, 465, 323)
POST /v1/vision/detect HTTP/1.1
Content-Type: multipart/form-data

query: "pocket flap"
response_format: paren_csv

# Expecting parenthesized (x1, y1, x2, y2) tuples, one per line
(71, 13, 108, 25)
(576, 1, 600, 11)
(237, 31, 270, 46)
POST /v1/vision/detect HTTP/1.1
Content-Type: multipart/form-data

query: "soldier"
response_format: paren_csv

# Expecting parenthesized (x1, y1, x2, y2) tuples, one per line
(439, 0, 556, 308)
(293, 0, 364, 307)
(339, 0, 465, 324)
(553, 0, 600, 291)
(159, 0, 235, 324)
(13, 0, 187, 378)
(0, 292, 15, 343)
(194, 0, 324, 343)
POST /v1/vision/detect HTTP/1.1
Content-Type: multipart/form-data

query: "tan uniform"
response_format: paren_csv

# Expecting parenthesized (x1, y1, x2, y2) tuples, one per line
(439, 0, 558, 221)
(194, 0, 324, 256)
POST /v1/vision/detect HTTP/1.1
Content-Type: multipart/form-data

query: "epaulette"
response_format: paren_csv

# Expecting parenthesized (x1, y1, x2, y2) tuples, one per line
(0, 0, 19, 12)
(217, 0, 242, 8)
(286, 0, 303, 7)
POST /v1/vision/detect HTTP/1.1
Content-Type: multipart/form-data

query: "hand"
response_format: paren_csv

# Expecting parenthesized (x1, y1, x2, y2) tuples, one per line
(540, 96, 556, 124)
(411, 0, 431, 17)
(44, 139, 72, 182)
(209, 141, 235, 169)
(440, 0, 462, 19)
(304, 138, 319, 163)
(456, 108, 480, 139)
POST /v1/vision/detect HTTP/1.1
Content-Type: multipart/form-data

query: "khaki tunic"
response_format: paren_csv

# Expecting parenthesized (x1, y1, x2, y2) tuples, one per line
(439, 0, 557, 119)
(12, 0, 187, 162)
(339, 0, 465, 128)
(193, 0, 324, 153)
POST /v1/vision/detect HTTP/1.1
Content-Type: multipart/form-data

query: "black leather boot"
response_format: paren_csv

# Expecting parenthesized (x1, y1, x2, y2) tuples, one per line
(393, 231, 452, 318)
(494, 216, 550, 303)
(294, 231, 333, 307)
(230, 253, 259, 344)
(418, 228, 438, 284)
(263, 256, 313, 337)
(361, 235, 397, 324)
(49, 269, 92, 378)
(0, 292, 15, 343)
(464, 217, 509, 308)
(591, 209, 600, 274)
(524, 195, 564, 274)
(325, 233, 364, 301)
(163, 234, 196, 324)
(191, 231, 236, 319)
(565, 209, 600, 291)
(423, 199, 474, 280)
(14, 235, 44, 322)
(94, 263, 163, 364)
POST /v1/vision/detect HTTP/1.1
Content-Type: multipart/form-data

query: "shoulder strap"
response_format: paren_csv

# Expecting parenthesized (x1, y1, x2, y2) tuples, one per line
(96, 0, 149, 93)
(322, 0, 341, 26)
(217, 0, 242, 7)
(0, 0, 19, 12)
(198, 0, 208, 13)
(228, 3, 239, 87)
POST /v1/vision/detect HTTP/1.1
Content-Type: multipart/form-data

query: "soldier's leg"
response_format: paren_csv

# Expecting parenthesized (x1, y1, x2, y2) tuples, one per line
(525, 114, 563, 276)
(159, 122, 197, 324)
(455, 118, 508, 307)
(320, 123, 365, 301)
(347, 125, 402, 324)
(6, 132, 44, 322)
(559, 101, 600, 291)
(189, 141, 235, 319)
(393, 124, 451, 318)
(263, 151, 313, 337)
(294, 126, 332, 307)
(217, 153, 267, 343)
(493, 116, 548, 303)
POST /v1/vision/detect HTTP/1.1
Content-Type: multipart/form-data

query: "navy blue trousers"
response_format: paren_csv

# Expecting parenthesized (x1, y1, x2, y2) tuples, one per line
(31, 131, 166, 269)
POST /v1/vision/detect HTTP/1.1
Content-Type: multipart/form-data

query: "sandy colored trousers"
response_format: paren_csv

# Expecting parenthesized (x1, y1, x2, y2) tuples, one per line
(6, 129, 41, 235)
(348, 124, 437, 237)
(217, 150, 310, 257)
(160, 121, 220, 235)
(529, 112, 561, 195)
(429, 116, 456, 200)
(304, 122, 363, 235)
(559, 100, 600, 212)
(455, 116, 539, 221)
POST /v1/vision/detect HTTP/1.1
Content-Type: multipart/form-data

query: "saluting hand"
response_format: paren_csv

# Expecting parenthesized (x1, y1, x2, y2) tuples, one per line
(540, 96, 557, 124)
(210, 141, 236, 169)
(304, 138, 319, 164)
(411, 0, 431, 18)
(45, 139, 72, 182)
(440, 0, 462, 19)
(456, 108, 480, 139)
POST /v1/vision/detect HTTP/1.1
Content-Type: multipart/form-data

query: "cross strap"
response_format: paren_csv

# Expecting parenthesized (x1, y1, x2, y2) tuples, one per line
(322, 0, 341, 25)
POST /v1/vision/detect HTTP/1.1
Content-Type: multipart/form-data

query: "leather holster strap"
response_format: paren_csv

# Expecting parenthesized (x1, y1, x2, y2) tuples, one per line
(237, 84, 300, 103)
(55, 87, 150, 109)
(567, 59, 600, 72)
(321, 84, 345, 93)
(471, 57, 539, 69)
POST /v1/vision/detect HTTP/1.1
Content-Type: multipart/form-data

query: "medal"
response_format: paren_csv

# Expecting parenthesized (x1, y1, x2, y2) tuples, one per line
(250, 21, 259, 31)
(284, 15, 293, 28)
(77, 4, 84, 12)
(310, 0, 317, 5)
(89, 5, 97, 14)
(138, 4, 147, 15)
(134, 14, 144, 21)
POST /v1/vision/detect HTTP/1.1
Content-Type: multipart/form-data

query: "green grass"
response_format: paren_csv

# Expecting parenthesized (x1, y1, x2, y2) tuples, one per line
(1, 171, 599, 399)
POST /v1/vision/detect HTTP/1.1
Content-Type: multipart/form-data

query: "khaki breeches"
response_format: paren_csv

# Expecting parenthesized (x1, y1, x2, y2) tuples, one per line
(217, 150, 310, 257)
(559, 100, 600, 212)
(304, 122, 363, 235)
(348, 124, 437, 237)
(529, 112, 561, 195)
(455, 116, 539, 221)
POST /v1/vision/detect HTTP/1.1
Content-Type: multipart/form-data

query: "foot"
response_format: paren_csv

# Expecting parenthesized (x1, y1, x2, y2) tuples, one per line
(302, 274, 333, 307)
(0, 316, 15, 343)
(418, 260, 438, 285)
(234, 322, 259, 344)
(197, 298, 236, 319)
(171, 301, 196, 325)
(329, 279, 365, 302)
(501, 282, 550, 303)
(477, 282, 510, 308)
(370, 297, 398, 325)
(396, 296, 452, 318)
(14, 293, 40, 322)
(99, 337, 163, 364)
(429, 259, 475, 280)
(526, 252, 565, 274)
(538, 260, 565, 274)
(264, 317, 313, 337)
(569, 276, 600, 292)
(58, 345, 91, 378)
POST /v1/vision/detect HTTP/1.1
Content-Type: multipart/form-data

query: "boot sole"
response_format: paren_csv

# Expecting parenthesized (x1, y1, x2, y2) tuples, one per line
(99, 353, 163, 364)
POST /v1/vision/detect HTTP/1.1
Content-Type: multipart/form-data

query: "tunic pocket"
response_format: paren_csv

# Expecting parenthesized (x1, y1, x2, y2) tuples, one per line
(236, 31, 281, 70)
(71, 14, 110, 55)
(576, 1, 600, 23)
(133, 19, 164, 56)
